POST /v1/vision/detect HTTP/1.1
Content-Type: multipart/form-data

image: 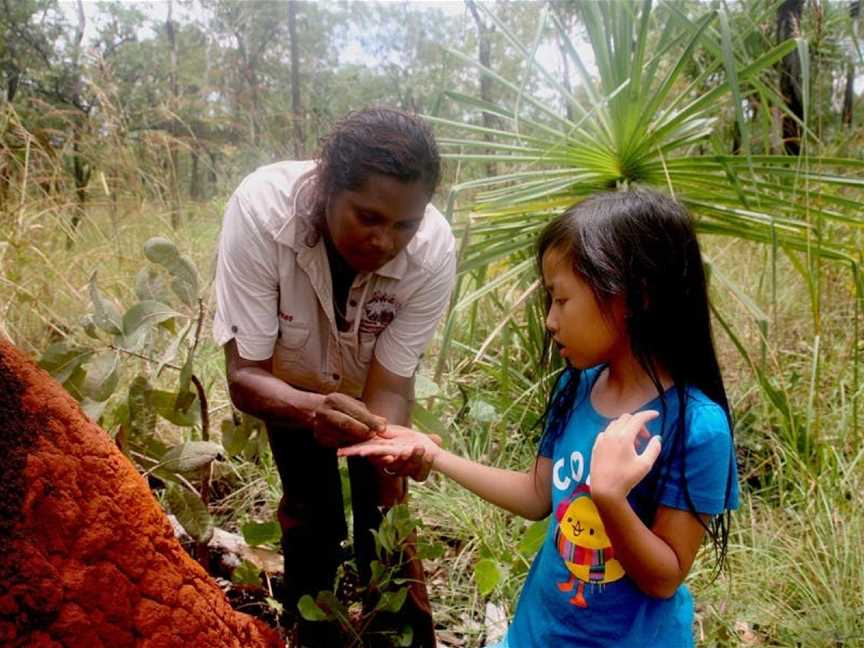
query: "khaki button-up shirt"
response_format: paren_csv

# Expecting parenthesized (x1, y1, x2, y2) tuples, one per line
(213, 160, 457, 397)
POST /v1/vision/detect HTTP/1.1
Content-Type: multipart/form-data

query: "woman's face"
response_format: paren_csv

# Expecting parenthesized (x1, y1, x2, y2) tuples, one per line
(325, 174, 429, 273)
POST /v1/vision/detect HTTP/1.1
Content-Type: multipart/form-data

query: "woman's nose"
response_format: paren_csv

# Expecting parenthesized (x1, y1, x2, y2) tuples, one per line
(370, 228, 395, 255)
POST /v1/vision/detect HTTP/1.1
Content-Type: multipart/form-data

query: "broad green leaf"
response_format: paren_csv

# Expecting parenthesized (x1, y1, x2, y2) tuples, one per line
(297, 595, 329, 622)
(174, 387, 196, 415)
(517, 519, 549, 558)
(170, 270, 197, 307)
(39, 342, 93, 385)
(177, 349, 194, 396)
(150, 389, 200, 427)
(369, 560, 386, 588)
(417, 539, 445, 560)
(313, 591, 349, 627)
(474, 558, 503, 596)
(394, 624, 414, 647)
(375, 587, 408, 613)
(127, 375, 157, 441)
(241, 520, 282, 547)
(80, 314, 100, 339)
(160, 441, 223, 473)
(156, 320, 193, 377)
(220, 418, 250, 457)
(164, 484, 213, 543)
(122, 300, 180, 336)
(143, 237, 199, 306)
(82, 351, 119, 402)
(134, 267, 170, 302)
(231, 560, 262, 586)
(88, 271, 122, 334)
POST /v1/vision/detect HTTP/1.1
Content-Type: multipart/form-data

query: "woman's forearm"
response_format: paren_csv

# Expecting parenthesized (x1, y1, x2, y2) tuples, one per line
(432, 450, 550, 521)
(591, 492, 683, 598)
(228, 366, 324, 427)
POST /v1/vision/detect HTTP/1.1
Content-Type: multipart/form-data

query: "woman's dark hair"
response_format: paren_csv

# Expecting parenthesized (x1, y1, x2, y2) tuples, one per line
(305, 108, 440, 238)
(536, 189, 733, 575)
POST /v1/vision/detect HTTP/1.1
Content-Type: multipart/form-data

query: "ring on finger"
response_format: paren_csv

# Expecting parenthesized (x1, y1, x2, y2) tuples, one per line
(384, 467, 396, 476)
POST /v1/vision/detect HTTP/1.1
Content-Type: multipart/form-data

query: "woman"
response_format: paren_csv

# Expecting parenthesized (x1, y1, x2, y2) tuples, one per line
(213, 109, 455, 647)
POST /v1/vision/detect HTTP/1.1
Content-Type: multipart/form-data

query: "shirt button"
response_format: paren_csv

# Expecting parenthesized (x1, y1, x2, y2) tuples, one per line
(349, 299, 357, 307)
(231, 325, 238, 333)
(332, 373, 340, 381)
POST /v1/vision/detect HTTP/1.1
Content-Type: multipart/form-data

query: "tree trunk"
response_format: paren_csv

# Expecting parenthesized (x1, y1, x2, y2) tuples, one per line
(5, 72, 18, 104)
(466, 0, 497, 177)
(190, 148, 201, 200)
(777, 0, 805, 155)
(0, 342, 283, 647)
(67, 0, 88, 246)
(842, 1, 860, 127)
(166, 0, 181, 229)
(288, 0, 304, 158)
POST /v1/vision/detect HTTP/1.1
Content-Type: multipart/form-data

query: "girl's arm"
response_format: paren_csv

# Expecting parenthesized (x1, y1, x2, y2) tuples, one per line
(590, 411, 707, 599)
(338, 426, 553, 521)
(592, 497, 706, 599)
(433, 450, 553, 521)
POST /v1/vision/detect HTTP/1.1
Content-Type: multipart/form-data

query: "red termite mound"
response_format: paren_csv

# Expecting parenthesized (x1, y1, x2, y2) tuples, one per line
(0, 341, 283, 648)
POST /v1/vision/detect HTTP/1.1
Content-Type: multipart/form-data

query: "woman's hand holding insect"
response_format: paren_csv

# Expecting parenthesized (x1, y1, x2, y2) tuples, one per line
(590, 410, 662, 502)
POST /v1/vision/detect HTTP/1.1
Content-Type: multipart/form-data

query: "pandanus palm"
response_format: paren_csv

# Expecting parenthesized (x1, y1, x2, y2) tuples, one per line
(432, 0, 862, 429)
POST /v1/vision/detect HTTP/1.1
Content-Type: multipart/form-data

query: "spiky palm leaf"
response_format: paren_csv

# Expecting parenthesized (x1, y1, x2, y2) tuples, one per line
(435, 1, 863, 276)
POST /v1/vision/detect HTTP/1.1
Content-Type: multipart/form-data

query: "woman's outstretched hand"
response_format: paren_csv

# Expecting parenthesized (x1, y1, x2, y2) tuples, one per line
(338, 424, 443, 481)
(590, 410, 662, 501)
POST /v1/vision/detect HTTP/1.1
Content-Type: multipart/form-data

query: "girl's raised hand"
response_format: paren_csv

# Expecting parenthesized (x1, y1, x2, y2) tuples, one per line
(590, 410, 662, 501)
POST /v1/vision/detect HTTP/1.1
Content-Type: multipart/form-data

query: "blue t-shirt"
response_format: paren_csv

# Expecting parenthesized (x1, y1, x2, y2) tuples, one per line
(506, 367, 739, 647)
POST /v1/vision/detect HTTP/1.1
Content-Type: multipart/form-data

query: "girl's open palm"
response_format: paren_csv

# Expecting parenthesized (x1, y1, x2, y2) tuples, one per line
(337, 424, 443, 472)
(590, 410, 662, 500)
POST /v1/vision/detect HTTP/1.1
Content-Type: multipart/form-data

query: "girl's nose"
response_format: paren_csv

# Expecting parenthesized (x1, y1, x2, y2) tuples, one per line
(545, 310, 558, 334)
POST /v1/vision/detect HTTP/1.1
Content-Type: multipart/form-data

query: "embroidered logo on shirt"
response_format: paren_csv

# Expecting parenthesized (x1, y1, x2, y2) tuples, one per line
(359, 291, 400, 335)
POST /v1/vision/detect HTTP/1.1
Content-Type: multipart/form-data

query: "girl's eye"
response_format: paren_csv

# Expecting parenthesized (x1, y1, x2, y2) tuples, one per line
(358, 212, 377, 225)
(554, 298, 567, 306)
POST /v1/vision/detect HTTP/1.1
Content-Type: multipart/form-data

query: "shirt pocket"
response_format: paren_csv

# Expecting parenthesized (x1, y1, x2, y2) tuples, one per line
(278, 323, 310, 350)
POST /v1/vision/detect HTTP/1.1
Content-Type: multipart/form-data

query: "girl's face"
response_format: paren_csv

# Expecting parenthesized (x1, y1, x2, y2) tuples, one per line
(542, 247, 627, 369)
(325, 174, 429, 273)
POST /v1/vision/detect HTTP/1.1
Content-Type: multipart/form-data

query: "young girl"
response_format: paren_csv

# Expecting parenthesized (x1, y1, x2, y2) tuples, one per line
(339, 190, 739, 647)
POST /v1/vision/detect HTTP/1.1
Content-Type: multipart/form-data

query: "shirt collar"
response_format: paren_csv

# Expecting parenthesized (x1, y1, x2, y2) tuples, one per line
(273, 167, 316, 251)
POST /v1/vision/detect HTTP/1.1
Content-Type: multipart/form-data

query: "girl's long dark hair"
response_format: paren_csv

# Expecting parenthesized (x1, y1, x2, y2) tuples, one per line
(537, 189, 733, 575)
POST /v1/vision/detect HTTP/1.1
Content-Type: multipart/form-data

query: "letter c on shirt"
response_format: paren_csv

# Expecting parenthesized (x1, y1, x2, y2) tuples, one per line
(553, 458, 571, 491)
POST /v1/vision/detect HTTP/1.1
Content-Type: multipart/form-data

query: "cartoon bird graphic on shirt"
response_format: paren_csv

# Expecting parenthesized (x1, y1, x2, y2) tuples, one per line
(554, 484, 625, 607)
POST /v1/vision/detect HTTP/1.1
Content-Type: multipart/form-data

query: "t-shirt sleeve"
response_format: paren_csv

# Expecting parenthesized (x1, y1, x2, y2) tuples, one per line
(373, 251, 457, 378)
(657, 402, 740, 515)
(212, 191, 280, 361)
